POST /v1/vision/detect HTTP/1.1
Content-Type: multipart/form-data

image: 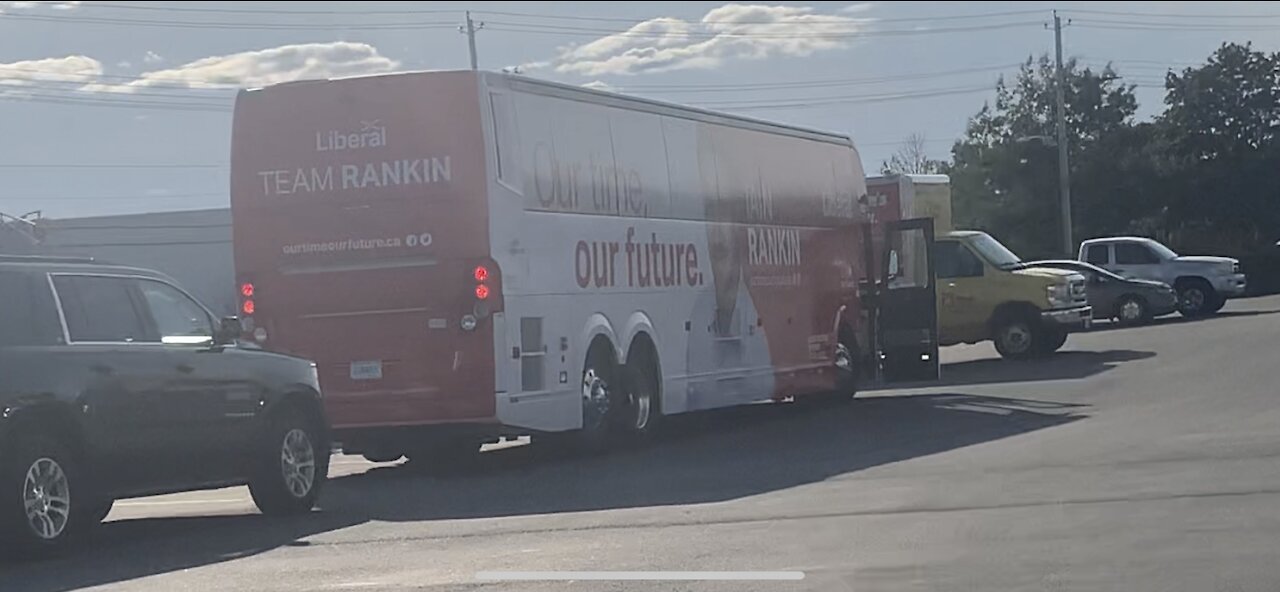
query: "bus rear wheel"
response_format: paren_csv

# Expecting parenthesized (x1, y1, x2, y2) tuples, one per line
(622, 346, 661, 440)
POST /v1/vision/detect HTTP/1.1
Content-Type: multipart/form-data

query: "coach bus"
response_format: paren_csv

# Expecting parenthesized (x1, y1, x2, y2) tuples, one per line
(229, 70, 936, 462)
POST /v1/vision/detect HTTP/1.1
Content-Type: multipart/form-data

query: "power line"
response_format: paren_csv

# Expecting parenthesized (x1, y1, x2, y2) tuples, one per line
(2, 82, 235, 103)
(614, 63, 1022, 93)
(48, 222, 229, 229)
(1066, 8, 1280, 20)
(74, 3, 459, 16)
(1073, 18, 1280, 32)
(1, 71, 239, 93)
(0, 92, 231, 112)
(695, 85, 995, 111)
(474, 8, 1047, 24)
(485, 19, 1043, 40)
(8, 192, 226, 201)
(0, 163, 225, 169)
(0, 13, 459, 30)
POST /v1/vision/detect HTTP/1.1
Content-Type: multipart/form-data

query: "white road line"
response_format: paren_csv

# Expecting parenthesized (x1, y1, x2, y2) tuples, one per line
(475, 571, 806, 581)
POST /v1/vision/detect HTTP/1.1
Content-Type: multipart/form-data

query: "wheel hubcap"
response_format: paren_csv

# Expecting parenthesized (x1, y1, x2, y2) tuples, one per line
(280, 429, 316, 499)
(1001, 324, 1031, 353)
(1182, 289, 1205, 311)
(834, 343, 853, 372)
(582, 368, 611, 431)
(24, 457, 70, 540)
(1121, 300, 1142, 321)
(630, 376, 652, 431)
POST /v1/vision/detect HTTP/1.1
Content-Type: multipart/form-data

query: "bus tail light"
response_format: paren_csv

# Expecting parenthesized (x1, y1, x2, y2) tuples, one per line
(467, 260, 502, 323)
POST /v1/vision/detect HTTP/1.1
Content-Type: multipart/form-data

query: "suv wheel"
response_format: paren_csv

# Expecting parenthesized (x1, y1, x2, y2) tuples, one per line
(249, 407, 329, 516)
(993, 314, 1040, 360)
(1, 432, 80, 556)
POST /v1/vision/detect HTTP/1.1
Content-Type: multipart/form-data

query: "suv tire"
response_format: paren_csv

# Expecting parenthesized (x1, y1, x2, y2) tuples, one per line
(0, 431, 80, 557)
(249, 407, 329, 516)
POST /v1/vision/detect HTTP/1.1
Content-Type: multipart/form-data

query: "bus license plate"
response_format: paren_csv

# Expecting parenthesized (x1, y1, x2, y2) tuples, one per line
(350, 361, 383, 381)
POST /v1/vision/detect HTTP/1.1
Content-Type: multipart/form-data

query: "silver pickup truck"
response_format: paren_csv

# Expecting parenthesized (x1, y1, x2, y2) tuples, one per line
(1078, 237, 1246, 317)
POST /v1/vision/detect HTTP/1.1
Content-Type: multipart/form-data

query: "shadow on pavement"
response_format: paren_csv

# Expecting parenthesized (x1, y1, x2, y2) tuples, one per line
(2, 393, 1085, 591)
(931, 349, 1156, 388)
(327, 393, 1085, 520)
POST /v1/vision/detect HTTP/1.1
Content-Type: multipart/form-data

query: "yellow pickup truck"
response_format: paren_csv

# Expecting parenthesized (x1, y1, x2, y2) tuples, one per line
(934, 231, 1093, 359)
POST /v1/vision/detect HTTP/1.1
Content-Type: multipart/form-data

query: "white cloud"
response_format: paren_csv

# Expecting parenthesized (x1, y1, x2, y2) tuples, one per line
(143, 50, 163, 65)
(112, 42, 399, 91)
(528, 3, 874, 76)
(0, 55, 101, 94)
(2, 42, 399, 100)
(0, 0, 81, 11)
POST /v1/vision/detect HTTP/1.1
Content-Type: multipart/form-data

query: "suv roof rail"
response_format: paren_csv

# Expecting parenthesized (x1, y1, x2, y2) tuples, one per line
(0, 254, 98, 264)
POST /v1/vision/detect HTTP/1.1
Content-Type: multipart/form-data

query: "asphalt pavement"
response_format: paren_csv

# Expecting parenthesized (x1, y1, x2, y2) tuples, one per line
(5, 296, 1280, 592)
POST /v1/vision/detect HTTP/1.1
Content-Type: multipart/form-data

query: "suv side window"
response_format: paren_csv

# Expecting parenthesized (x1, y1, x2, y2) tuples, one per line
(1084, 244, 1110, 265)
(1115, 243, 1159, 265)
(136, 280, 214, 344)
(0, 271, 62, 346)
(934, 241, 983, 279)
(52, 275, 151, 343)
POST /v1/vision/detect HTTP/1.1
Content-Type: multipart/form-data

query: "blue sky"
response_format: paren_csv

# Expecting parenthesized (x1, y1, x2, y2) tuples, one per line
(1, 0, 1277, 219)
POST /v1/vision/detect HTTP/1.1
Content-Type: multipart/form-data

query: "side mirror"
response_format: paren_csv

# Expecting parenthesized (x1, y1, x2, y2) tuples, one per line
(215, 316, 243, 346)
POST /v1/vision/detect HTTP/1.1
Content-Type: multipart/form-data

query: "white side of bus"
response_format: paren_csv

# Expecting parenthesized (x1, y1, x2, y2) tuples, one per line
(476, 73, 864, 433)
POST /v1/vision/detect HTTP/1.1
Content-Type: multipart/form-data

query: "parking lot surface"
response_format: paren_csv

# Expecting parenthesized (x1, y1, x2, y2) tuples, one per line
(5, 296, 1280, 592)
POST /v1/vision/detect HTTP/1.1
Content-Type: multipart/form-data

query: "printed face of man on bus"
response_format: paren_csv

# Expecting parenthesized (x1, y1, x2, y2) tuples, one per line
(706, 195, 742, 336)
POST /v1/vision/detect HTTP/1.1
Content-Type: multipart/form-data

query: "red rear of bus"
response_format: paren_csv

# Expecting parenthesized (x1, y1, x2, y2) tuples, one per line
(230, 71, 498, 435)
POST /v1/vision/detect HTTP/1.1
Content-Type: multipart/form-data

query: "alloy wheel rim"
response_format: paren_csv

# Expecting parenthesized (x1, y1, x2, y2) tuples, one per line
(280, 428, 316, 499)
(24, 457, 70, 540)
(1121, 300, 1143, 321)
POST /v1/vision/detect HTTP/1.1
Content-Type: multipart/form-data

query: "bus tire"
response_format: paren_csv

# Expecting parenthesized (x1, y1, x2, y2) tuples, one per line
(578, 339, 623, 452)
(803, 333, 859, 405)
(622, 342, 661, 440)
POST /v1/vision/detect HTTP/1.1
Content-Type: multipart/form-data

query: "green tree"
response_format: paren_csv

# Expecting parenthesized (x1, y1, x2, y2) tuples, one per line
(948, 55, 1142, 259)
(1156, 42, 1280, 254)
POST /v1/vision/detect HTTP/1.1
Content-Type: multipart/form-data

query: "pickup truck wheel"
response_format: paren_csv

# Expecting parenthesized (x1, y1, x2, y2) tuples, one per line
(1207, 294, 1227, 313)
(1116, 295, 1150, 325)
(993, 315, 1040, 360)
(1176, 279, 1217, 318)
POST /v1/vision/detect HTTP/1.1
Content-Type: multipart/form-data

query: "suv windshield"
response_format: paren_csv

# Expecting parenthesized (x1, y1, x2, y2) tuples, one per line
(1147, 240, 1179, 260)
(968, 233, 1024, 270)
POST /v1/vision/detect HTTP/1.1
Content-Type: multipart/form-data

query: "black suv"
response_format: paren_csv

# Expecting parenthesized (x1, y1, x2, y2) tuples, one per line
(0, 256, 329, 556)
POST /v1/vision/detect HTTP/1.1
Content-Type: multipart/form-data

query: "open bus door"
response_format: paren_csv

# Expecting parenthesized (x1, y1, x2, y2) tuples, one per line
(872, 218, 940, 383)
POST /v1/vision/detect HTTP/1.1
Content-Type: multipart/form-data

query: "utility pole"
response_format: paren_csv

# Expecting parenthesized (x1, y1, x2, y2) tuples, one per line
(462, 11, 483, 71)
(1052, 10, 1073, 256)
